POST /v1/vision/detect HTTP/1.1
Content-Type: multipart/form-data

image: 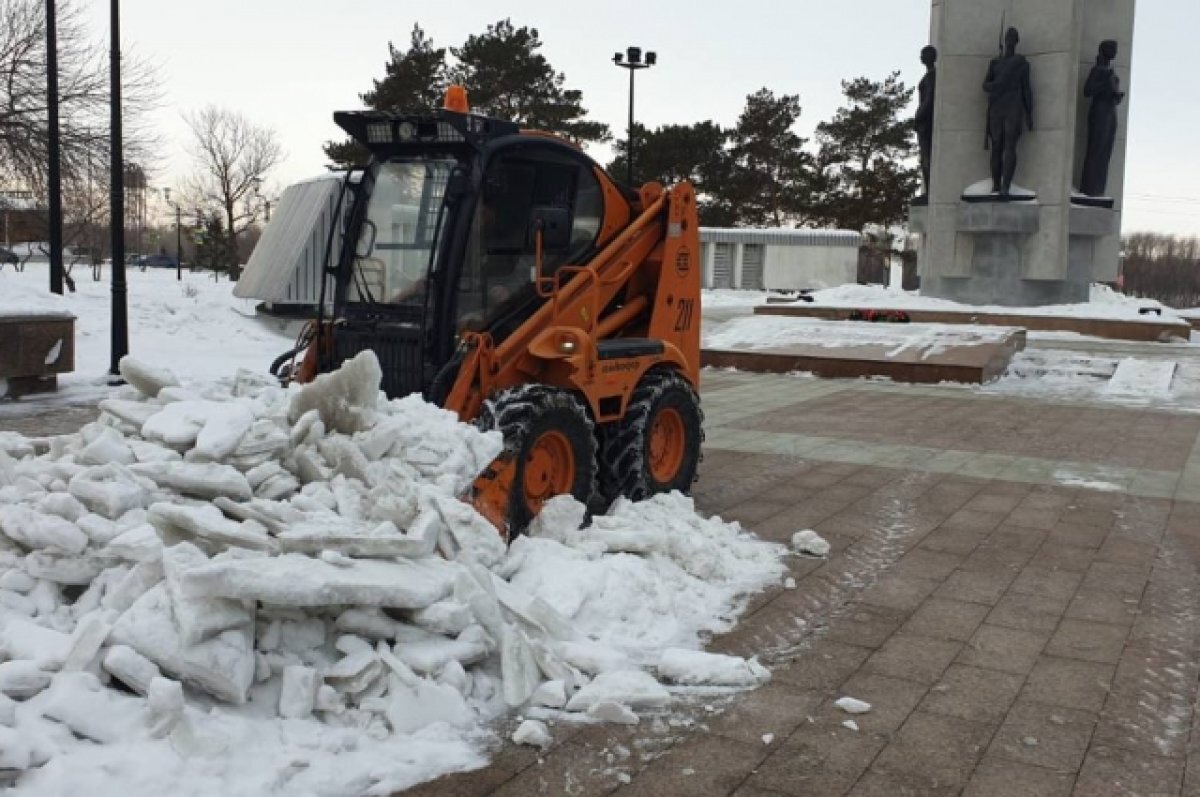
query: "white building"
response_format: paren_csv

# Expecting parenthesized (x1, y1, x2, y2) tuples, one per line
(700, 228, 863, 291)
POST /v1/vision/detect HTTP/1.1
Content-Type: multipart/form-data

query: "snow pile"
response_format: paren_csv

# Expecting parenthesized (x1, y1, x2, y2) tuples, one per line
(0, 351, 785, 795)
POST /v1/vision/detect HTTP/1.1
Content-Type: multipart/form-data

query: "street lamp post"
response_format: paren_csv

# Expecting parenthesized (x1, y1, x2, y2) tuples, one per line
(46, 0, 64, 295)
(163, 188, 182, 281)
(108, 0, 128, 376)
(612, 46, 657, 187)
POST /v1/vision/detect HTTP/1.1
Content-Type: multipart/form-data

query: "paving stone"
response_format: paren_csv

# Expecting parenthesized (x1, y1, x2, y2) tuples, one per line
(849, 769, 962, 796)
(962, 756, 1074, 797)
(824, 604, 908, 649)
(1047, 522, 1110, 550)
(616, 734, 766, 797)
(918, 664, 1024, 723)
(987, 699, 1097, 772)
(958, 624, 1049, 674)
(704, 681, 822, 747)
(936, 569, 1016, 605)
(1080, 561, 1152, 598)
(773, 638, 873, 691)
(870, 711, 995, 791)
(862, 633, 962, 685)
(964, 492, 1027, 515)
(1008, 566, 1084, 602)
(833, 671, 930, 734)
(1044, 619, 1130, 664)
(749, 719, 886, 795)
(1020, 656, 1115, 713)
(491, 738, 624, 797)
(1027, 542, 1096, 574)
(986, 592, 1070, 633)
(890, 549, 964, 581)
(1073, 744, 1185, 797)
(1006, 507, 1061, 531)
(858, 575, 940, 612)
(900, 597, 991, 642)
(918, 526, 988, 556)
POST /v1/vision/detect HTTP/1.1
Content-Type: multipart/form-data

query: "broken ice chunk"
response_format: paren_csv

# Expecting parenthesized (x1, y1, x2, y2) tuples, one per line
(61, 611, 113, 671)
(431, 495, 506, 569)
(68, 463, 151, 520)
(104, 523, 163, 563)
(41, 671, 145, 744)
(24, 551, 104, 585)
(325, 650, 382, 695)
(409, 599, 473, 636)
(145, 677, 184, 738)
(0, 505, 88, 554)
(101, 560, 164, 613)
(835, 696, 871, 714)
(78, 426, 135, 466)
(384, 673, 473, 734)
(275, 515, 439, 559)
(132, 461, 253, 501)
(530, 679, 568, 709)
(148, 503, 272, 552)
(279, 665, 318, 719)
(500, 625, 541, 707)
(99, 398, 160, 429)
(102, 644, 162, 695)
(565, 670, 671, 712)
(180, 553, 456, 609)
(118, 357, 180, 399)
(163, 543, 254, 645)
(109, 583, 255, 704)
(287, 350, 382, 434)
(555, 641, 635, 675)
(792, 530, 830, 558)
(0, 726, 31, 769)
(587, 701, 639, 725)
(0, 617, 72, 668)
(656, 649, 771, 687)
(0, 660, 53, 698)
(512, 718, 552, 748)
(36, 492, 87, 523)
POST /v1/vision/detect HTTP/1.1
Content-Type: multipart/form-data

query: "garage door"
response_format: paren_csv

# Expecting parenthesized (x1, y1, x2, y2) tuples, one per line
(740, 244, 765, 290)
(712, 243, 734, 289)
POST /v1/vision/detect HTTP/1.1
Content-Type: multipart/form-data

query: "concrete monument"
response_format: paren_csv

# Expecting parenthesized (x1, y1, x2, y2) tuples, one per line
(910, 0, 1136, 307)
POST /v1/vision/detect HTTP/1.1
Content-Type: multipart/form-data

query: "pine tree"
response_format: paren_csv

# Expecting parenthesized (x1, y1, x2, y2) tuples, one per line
(607, 121, 734, 225)
(323, 24, 448, 166)
(724, 89, 815, 227)
(814, 72, 919, 231)
(450, 20, 609, 145)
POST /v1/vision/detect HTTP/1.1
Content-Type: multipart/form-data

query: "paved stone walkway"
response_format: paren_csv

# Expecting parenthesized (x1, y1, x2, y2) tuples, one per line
(407, 370, 1200, 796)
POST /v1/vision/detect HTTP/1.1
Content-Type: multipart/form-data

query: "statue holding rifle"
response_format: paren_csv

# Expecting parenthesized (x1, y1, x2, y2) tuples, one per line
(982, 26, 1034, 197)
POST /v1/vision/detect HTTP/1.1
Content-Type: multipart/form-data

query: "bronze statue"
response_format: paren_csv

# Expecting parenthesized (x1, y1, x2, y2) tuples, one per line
(915, 45, 937, 197)
(1080, 40, 1124, 197)
(983, 27, 1034, 197)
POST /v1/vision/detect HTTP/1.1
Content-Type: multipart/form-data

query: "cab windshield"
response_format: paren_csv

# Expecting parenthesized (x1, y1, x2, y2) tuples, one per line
(349, 158, 455, 307)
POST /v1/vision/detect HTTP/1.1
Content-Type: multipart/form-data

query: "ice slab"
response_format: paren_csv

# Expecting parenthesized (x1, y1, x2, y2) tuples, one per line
(118, 357, 180, 399)
(132, 461, 253, 501)
(180, 553, 457, 609)
(565, 670, 670, 712)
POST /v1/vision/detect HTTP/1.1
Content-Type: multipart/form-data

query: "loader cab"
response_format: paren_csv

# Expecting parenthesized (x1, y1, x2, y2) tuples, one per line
(328, 106, 625, 399)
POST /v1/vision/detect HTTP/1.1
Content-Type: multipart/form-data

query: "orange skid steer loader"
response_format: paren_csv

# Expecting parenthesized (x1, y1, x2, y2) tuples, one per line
(277, 88, 704, 537)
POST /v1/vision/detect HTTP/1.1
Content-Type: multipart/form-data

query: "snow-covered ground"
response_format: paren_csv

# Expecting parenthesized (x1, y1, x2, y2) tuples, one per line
(799, 283, 1177, 323)
(0, 352, 787, 795)
(704, 314, 1019, 360)
(0, 264, 296, 414)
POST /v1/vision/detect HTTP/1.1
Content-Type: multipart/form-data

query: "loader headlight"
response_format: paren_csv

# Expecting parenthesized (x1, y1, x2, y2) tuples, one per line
(397, 122, 416, 141)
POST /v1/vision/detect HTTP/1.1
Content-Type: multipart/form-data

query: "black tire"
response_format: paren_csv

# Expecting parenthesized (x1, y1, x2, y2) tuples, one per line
(597, 369, 704, 508)
(476, 386, 597, 536)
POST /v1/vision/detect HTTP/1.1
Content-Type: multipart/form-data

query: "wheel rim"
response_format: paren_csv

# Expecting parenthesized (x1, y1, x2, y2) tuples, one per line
(524, 430, 576, 513)
(648, 406, 686, 484)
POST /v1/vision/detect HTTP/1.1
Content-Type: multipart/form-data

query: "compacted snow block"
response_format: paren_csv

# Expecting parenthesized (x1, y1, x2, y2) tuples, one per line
(657, 649, 770, 687)
(287, 350, 382, 434)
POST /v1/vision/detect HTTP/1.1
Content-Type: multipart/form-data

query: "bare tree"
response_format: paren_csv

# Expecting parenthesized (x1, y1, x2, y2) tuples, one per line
(183, 106, 282, 279)
(0, 0, 160, 195)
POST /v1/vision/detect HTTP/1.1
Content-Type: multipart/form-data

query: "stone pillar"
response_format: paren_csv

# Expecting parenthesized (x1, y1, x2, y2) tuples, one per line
(912, 0, 1135, 306)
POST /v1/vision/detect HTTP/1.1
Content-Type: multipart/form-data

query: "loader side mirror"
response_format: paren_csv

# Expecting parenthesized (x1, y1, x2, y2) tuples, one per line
(528, 206, 571, 253)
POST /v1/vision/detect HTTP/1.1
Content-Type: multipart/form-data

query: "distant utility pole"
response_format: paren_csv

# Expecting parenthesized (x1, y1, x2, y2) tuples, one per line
(109, 0, 127, 375)
(612, 46, 657, 187)
(46, 0, 64, 295)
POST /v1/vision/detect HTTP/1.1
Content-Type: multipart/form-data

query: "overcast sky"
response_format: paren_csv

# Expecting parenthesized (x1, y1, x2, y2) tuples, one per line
(85, 0, 1198, 236)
